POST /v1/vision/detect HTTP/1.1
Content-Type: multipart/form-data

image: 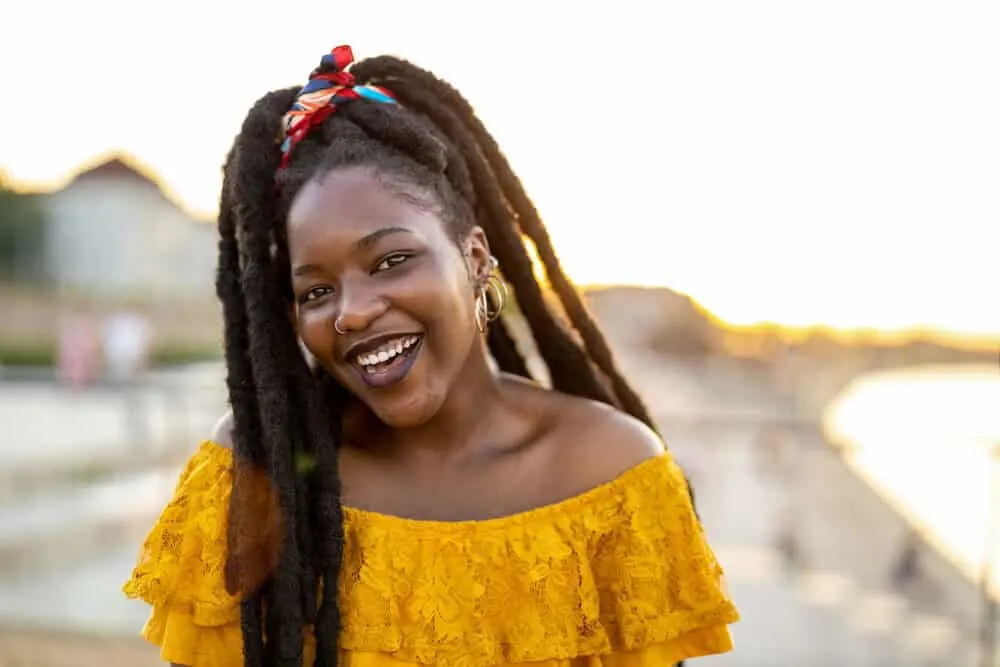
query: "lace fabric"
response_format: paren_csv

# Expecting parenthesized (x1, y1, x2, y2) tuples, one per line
(124, 441, 738, 666)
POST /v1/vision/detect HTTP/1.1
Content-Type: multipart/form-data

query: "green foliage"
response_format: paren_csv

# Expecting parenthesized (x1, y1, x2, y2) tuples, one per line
(0, 177, 48, 282)
(0, 339, 222, 368)
(149, 341, 223, 366)
(0, 341, 52, 367)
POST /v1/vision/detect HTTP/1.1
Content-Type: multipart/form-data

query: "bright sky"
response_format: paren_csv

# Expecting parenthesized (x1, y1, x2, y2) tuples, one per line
(2, 1, 997, 336)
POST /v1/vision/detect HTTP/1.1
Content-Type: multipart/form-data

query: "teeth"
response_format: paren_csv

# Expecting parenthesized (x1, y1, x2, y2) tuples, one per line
(357, 336, 419, 367)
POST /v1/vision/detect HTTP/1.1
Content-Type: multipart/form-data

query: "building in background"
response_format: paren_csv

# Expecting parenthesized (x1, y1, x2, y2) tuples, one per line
(41, 155, 216, 299)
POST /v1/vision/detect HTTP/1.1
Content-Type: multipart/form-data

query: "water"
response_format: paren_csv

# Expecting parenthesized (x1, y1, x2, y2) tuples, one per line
(822, 363, 1000, 599)
(0, 362, 227, 472)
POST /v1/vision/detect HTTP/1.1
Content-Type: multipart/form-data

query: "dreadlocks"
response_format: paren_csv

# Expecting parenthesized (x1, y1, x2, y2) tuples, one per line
(216, 47, 679, 667)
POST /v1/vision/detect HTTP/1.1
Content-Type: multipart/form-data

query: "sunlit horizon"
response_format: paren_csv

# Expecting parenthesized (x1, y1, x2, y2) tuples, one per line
(3, 1, 997, 339)
(6, 148, 1000, 345)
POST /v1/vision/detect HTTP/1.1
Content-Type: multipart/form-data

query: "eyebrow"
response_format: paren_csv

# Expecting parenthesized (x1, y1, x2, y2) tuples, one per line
(291, 226, 414, 277)
(355, 226, 413, 251)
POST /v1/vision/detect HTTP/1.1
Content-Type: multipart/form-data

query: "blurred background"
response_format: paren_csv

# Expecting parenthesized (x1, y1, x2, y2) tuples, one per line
(0, 1, 997, 665)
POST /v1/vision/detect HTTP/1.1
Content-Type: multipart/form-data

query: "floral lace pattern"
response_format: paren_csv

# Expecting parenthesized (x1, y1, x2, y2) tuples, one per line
(124, 442, 738, 667)
(123, 443, 240, 628)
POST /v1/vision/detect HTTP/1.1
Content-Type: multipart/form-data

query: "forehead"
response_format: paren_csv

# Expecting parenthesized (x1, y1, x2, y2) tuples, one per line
(287, 167, 446, 253)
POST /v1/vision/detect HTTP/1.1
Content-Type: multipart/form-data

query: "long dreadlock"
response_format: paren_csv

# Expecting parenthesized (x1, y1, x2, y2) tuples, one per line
(217, 46, 691, 667)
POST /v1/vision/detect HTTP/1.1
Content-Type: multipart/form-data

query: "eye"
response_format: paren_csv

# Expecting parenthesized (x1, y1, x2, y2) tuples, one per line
(299, 286, 334, 305)
(375, 253, 411, 272)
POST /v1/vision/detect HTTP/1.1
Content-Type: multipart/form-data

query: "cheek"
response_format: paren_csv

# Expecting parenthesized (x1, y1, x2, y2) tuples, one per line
(297, 306, 335, 362)
(423, 268, 476, 348)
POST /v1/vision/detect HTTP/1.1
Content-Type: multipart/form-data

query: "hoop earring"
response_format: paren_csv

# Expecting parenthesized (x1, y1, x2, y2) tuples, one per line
(474, 256, 507, 333)
(475, 288, 489, 333)
(483, 274, 507, 323)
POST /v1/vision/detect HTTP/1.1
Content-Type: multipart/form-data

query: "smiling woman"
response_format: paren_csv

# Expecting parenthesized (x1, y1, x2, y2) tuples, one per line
(121, 45, 738, 667)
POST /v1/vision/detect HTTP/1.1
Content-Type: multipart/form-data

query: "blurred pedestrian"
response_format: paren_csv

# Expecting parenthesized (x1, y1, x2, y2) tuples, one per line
(56, 310, 98, 388)
(103, 308, 151, 445)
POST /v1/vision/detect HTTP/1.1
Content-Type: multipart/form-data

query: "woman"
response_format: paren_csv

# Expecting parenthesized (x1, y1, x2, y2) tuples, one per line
(124, 45, 739, 667)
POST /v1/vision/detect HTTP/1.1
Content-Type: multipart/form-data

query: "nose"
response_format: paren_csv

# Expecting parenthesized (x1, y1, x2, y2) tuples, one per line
(335, 277, 389, 334)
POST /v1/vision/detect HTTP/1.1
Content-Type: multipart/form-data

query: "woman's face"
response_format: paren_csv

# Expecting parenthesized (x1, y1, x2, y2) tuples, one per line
(287, 166, 490, 428)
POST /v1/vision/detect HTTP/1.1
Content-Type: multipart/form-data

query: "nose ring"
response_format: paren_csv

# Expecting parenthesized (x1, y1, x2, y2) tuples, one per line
(334, 317, 347, 335)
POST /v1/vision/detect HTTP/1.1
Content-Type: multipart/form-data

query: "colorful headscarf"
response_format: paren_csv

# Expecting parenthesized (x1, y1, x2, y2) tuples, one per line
(278, 45, 397, 171)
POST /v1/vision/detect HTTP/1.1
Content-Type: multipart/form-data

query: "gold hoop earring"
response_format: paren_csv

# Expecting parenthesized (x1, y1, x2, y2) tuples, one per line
(475, 288, 489, 333)
(483, 274, 507, 323)
(474, 255, 505, 333)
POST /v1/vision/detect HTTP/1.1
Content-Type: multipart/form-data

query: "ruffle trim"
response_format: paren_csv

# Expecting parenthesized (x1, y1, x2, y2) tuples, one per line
(123, 441, 239, 627)
(124, 441, 739, 667)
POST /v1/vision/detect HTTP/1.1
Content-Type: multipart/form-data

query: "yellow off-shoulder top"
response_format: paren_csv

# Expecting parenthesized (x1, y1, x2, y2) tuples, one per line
(123, 441, 739, 667)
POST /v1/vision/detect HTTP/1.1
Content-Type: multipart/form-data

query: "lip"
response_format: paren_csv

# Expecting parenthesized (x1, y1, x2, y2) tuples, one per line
(346, 334, 424, 390)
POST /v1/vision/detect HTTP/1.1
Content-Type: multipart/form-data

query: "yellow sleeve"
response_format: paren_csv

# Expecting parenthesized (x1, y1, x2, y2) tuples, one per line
(593, 453, 739, 663)
(123, 441, 243, 667)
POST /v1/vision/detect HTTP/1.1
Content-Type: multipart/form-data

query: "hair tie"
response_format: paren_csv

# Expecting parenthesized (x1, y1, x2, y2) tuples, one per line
(277, 45, 397, 172)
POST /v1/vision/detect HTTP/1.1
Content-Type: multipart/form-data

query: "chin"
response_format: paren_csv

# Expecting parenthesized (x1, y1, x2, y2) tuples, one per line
(367, 392, 442, 429)
(324, 344, 449, 429)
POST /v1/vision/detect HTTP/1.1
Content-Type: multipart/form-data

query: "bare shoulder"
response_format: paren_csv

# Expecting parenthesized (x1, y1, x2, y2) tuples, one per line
(210, 410, 235, 449)
(511, 380, 665, 493)
(555, 394, 665, 479)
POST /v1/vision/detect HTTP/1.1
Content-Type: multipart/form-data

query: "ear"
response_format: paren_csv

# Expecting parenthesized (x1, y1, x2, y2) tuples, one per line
(461, 226, 492, 286)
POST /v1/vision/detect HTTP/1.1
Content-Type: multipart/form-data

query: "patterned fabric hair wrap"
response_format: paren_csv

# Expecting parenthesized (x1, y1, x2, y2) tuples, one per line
(277, 45, 397, 172)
